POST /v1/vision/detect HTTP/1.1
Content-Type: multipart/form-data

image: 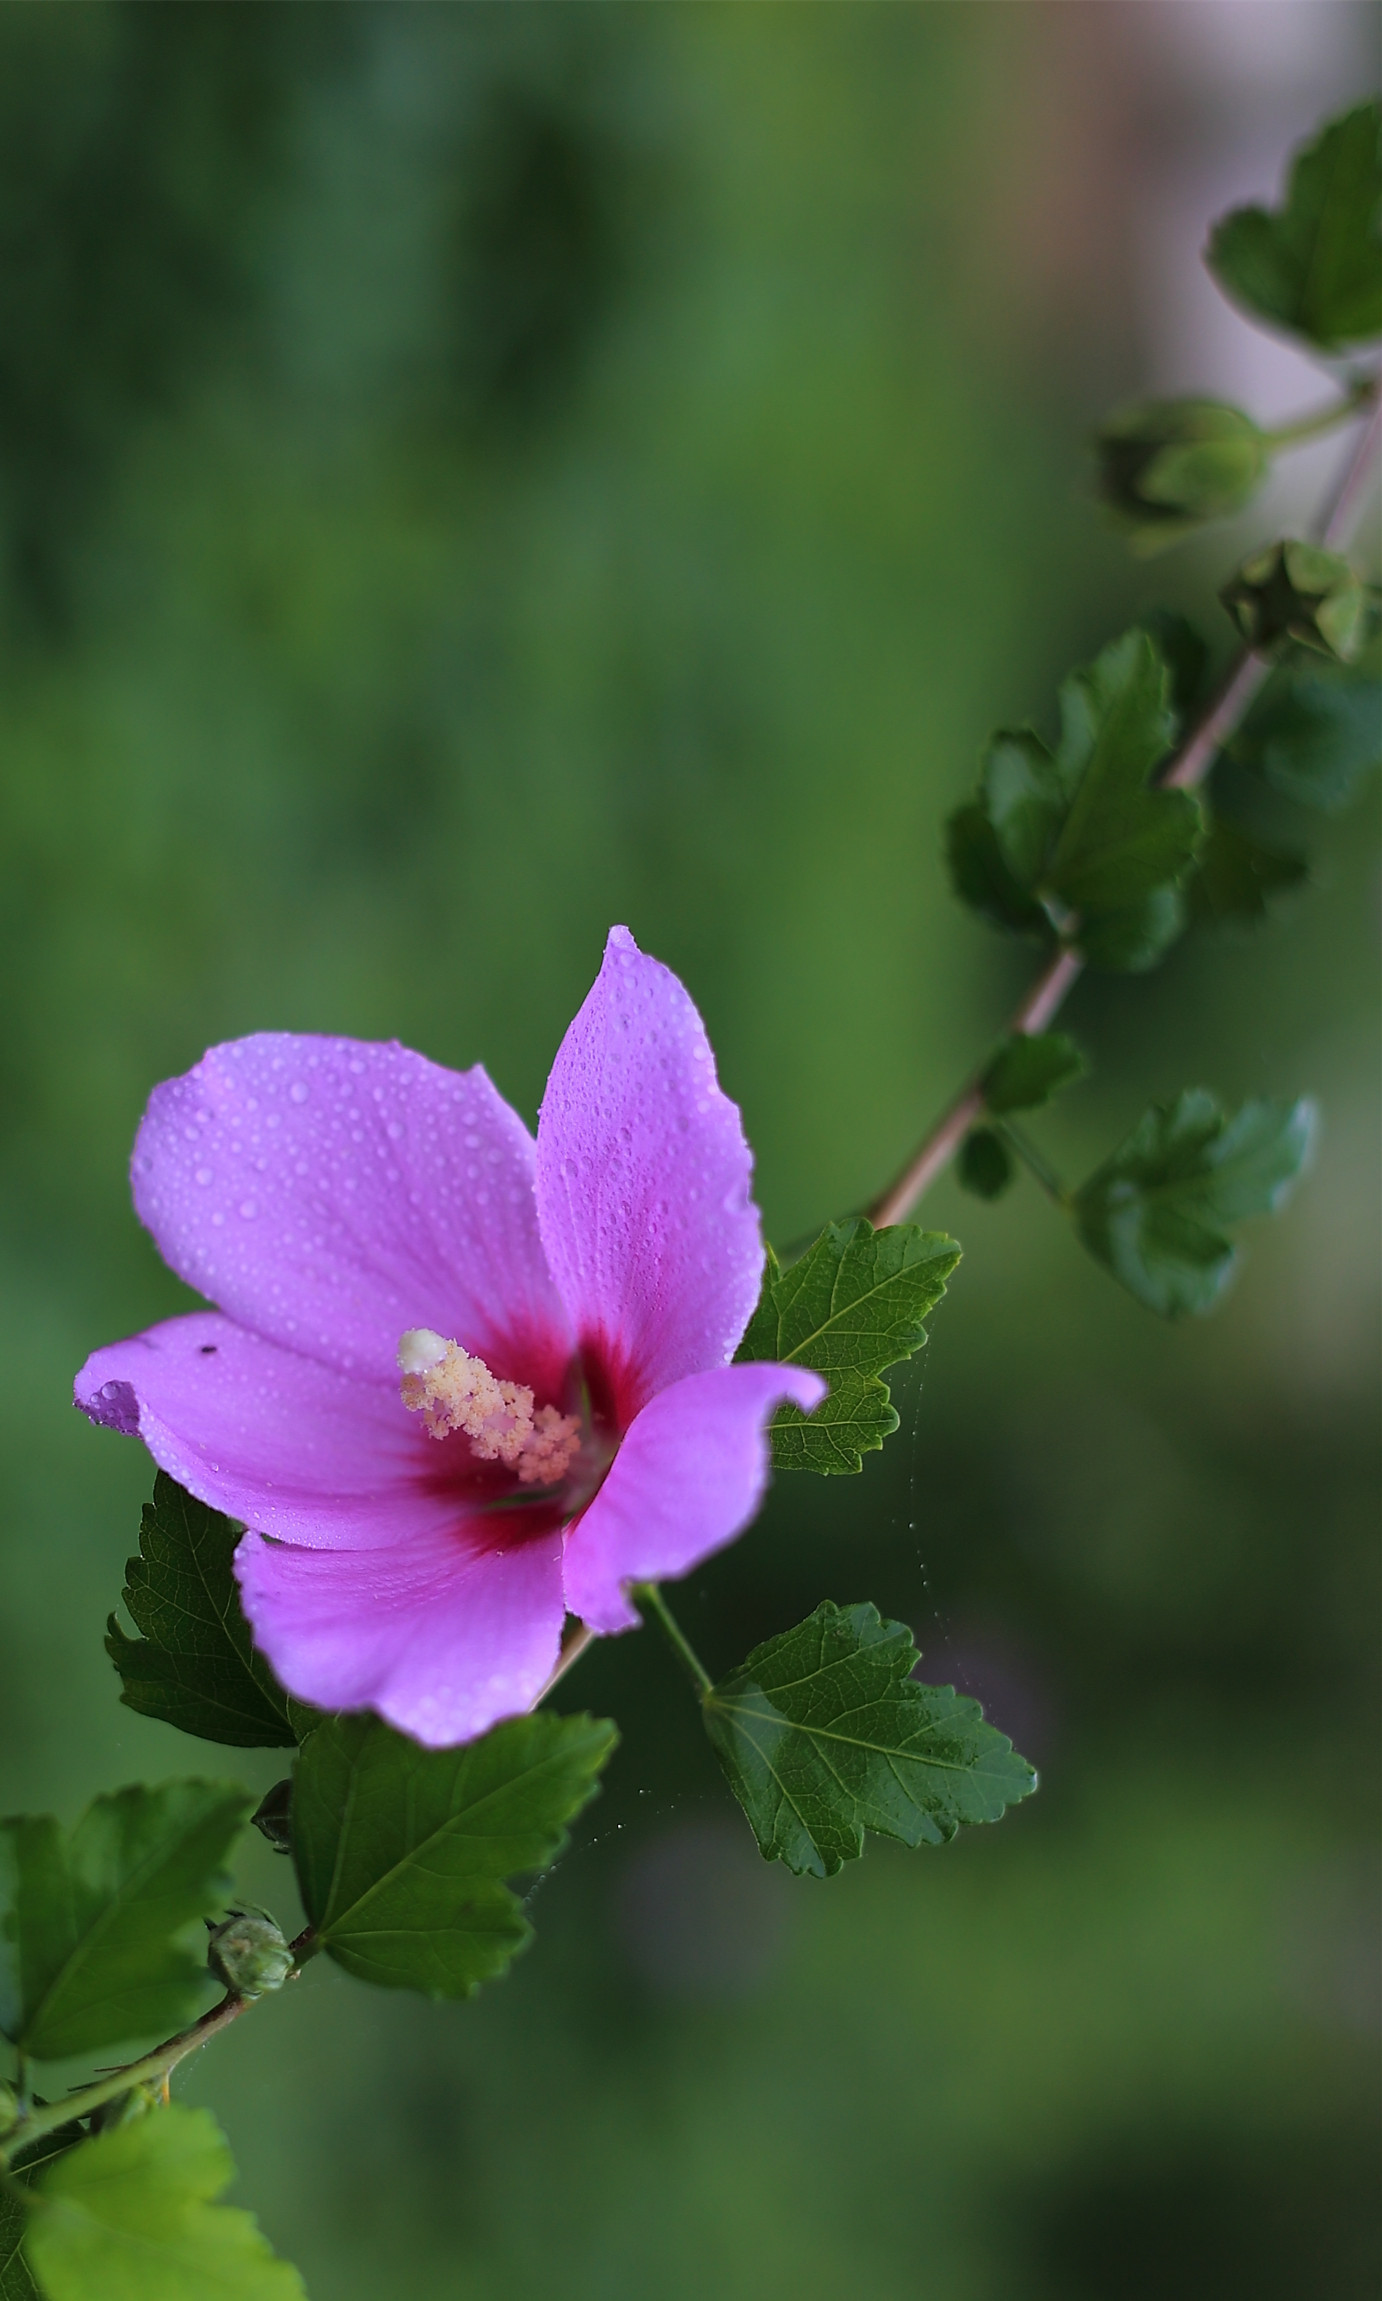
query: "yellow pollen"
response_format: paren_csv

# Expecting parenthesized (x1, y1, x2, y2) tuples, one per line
(397, 1330, 581, 1487)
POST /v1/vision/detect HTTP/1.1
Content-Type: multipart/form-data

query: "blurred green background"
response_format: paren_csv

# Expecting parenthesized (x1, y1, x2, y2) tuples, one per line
(0, 6, 1377, 2297)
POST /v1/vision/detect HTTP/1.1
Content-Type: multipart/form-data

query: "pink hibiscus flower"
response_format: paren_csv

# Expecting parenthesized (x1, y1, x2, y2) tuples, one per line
(75, 928, 824, 1746)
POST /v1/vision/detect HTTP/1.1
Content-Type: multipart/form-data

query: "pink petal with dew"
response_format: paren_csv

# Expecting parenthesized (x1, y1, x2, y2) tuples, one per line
(75, 1314, 457, 1551)
(562, 1360, 827, 1634)
(535, 928, 764, 1419)
(132, 1036, 571, 1390)
(235, 1523, 566, 1748)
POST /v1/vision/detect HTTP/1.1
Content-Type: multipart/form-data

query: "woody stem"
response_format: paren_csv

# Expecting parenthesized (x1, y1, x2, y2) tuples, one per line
(867, 376, 1380, 1230)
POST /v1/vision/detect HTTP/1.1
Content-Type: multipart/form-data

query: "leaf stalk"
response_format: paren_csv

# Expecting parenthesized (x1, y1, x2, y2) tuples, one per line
(633, 1583, 714, 1698)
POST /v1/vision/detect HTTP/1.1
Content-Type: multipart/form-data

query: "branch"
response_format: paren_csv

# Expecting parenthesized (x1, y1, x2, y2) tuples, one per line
(867, 381, 1380, 1231)
(1, 1926, 317, 2161)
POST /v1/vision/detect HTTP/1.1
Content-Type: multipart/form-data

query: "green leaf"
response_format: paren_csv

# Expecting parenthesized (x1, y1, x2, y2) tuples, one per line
(292, 1710, 616, 1995)
(106, 1475, 311, 1750)
(957, 1128, 1014, 1201)
(944, 802, 1054, 942)
(1206, 101, 1382, 350)
(981, 1031, 1086, 1114)
(1045, 631, 1198, 921)
(0, 2192, 38, 2301)
(702, 1601, 1036, 1879)
(1075, 884, 1188, 973)
(1072, 1089, 1316, 1316)
(25, 2103, 305, 2301)
(1189, 816, 1308, 927)
(1229, 661, 1382, 810)
(735, 1220, 961, 1474)
(949, 630, 1202, 970)
(0, 1782, 250, 2061)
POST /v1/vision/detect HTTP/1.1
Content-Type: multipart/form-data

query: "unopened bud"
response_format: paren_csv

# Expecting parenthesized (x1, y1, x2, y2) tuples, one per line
(208, 1911, 295, 2000)
(251, 1778, 294, 1856)
(1221, 540, 1366, 661)
(1096, 399, 1268, 551)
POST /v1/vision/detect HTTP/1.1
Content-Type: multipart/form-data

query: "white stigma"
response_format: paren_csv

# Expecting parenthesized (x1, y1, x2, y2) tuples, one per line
(397, 1328, 449, 1376)
(397, 1331, 581, 1487)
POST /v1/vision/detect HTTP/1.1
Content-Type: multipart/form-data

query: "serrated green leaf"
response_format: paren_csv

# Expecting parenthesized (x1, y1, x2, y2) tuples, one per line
(981, 729, 1075, 886)
(1189, 816, 1308, 926)
(944, 802, 1054, 942)
(1075, 884, 1188, 973)
(1046, 631, 1198, 919)
(702, 1600, 1036, 1878)
(736, 1220, 960, 1475)
(949, 630, 1201, 969)
(1137, 610, 1210, 722)
(106, 1475, 311, 1750)
(25, 2103, 305, 2301)
(0, 1783, 250, 2062)
(981, 1031, 1086, 1114)
(1206, 101, 1382, 350)
(1229, 661, 1382, 810)
(957, 1128, 1015, 1201)
(1072, 1089, 1316, 1316)
(0, 2192, 38, 2301)
(292, 1710, 616, 1996)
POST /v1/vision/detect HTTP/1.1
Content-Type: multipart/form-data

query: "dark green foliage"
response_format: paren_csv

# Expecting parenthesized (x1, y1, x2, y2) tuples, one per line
(1206, 101, 1382, 349)
(1189, 817, 1307, 927)
(736, 1220, 960, 1473)
(948, 630, 1203, 971)
(981, 1031, 1086, 1114)
(1072, 1091, 1316, 1316)
(0, 2188, 37, 2301)
(1229, 661, 1382, 809)
(106, 1475, 307, 1749)
(1221, 541, 1365, 661)
(292, 1711, 616, 1996)
(944, 804, 1055, 942)
(1096, 398, 1268, 550)
(25, 2103, 306, 2301)
(702, 1600, 1036, 1878)
(958, 1128, 1015, 1199)
(1137, 611, 1211, 724)
(0, 1783, 250, 2060)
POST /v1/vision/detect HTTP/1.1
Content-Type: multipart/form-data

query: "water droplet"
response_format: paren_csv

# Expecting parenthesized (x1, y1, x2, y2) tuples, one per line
(239, 1201, 257, 1219)
(195, 1168, 213, 1187)
(290, 1082, 309, 1104)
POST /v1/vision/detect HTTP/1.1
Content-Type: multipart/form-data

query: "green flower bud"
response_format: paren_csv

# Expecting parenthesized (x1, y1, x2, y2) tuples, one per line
(1221, 540, 1366, 661)
(251, 1778, 294, 1856)
(207, 1911, 295, 2000)
(1096, 398, 1269, 552)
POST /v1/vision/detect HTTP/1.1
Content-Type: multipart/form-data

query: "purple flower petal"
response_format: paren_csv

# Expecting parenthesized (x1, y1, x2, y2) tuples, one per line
(236, 1524, 566, 1747)
(561, 1361, 827, 1633)
(132, 1036, 571, 1389)
(75, 1314, 453, 1550)
(535, 929, 765, 1420)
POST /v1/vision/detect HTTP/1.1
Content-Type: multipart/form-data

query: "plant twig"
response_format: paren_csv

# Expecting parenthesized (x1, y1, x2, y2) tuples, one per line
(1, 1927, 317, 2162)
(867, 379, 1380, 1230)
